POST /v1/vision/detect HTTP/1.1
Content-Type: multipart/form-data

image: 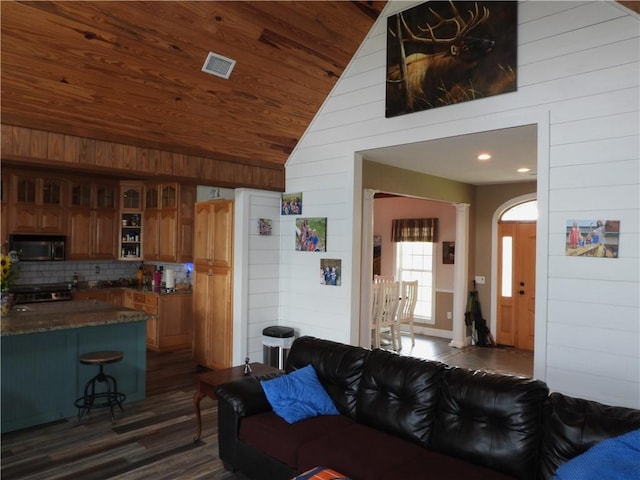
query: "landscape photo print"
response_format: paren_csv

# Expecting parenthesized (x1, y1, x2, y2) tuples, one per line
(386, 0, 517, 117)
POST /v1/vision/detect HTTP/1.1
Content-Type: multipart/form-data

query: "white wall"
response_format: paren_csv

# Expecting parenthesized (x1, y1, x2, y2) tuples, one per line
(233, 189, 282, 365)
(279, 1, 639, 408)
(373, 196, 456, 291)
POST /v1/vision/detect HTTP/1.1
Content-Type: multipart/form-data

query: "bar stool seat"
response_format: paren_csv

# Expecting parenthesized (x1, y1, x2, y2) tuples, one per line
(74, 350, 126, 426)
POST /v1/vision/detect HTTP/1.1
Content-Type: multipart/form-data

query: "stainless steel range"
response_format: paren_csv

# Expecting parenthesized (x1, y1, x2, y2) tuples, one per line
(11, 283, 73, 304)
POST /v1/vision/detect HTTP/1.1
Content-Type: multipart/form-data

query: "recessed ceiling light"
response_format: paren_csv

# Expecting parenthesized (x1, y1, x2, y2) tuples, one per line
(477, 153, 491, 160)
(517, 167, 531, 173)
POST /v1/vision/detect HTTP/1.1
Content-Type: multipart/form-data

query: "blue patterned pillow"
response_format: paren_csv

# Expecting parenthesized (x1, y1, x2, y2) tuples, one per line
(260, 364, 339, 424)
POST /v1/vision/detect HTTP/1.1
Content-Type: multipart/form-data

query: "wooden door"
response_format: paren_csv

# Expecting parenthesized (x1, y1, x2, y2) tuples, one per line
(193, 203, 212, 264)
(93, 209, 117, 259)
(67, 209, 93, 258)
(209, 267, 233, 369)
(496, 221, 536, 350)
(192, 267, 212, 366)
(158, 209, 177, 262)
(515, 223, 536, 351)
(143, 210, 159, 260)
(211, 200, 233, 267)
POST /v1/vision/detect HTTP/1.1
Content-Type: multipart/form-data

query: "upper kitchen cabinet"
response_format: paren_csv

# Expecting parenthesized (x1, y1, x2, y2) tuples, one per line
(143, 182, 195, 263)
(193, 200, 233, 267)
(119, 182, 143, 260)
(1, 176, 8, 243)
(120, 183, 143, 211)
(67, 180, 118, 260)
(7, 170, 66, 234)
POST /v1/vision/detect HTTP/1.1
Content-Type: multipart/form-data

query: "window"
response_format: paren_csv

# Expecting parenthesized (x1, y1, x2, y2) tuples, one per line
(395, 241, 434, 323)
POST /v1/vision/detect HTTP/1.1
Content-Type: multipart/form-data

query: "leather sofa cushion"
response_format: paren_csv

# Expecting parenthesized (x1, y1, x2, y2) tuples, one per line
(430, 367, 549, 480)
(297, 423, 426, 480)
(357, 349, 445, 447)
(239, 411, 355, 468)
(286, 336, 370, 419)
(378, 449, 516, 480)
(538, 392, 640, 480)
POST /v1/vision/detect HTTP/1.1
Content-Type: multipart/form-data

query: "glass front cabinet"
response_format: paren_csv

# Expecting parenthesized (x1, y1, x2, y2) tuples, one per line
(119, 182, 143, 260)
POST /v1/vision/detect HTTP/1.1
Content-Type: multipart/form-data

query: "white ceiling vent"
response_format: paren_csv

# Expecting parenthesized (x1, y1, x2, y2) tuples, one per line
(201, 51, 236, 79)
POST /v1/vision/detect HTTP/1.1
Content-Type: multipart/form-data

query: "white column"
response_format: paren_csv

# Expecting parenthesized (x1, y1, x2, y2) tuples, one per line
(450, 203, 470, 349)
(359, 189, 376, 347)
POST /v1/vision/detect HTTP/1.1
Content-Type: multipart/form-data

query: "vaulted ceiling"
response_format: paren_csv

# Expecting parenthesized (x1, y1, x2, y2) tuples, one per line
(1, 1, 386, 173)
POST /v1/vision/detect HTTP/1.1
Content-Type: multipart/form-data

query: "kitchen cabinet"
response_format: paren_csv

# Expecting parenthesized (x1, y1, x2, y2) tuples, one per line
(119, 182, 143, 261)
(1, 176, 8, 243)
(124, 290, 192, 352)
(67, 181, 118, 260)
(143, 182, 195, 263)
(193, 200, 233, 267)
(8, 171, 65, 234)
(193, 200, 234, 369)
(73, 289, 121, 304)
(193, 266, 232, 369)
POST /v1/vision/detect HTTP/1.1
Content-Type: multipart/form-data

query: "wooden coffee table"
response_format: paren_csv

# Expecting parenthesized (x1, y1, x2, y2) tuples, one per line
(192, 362, 280, 441)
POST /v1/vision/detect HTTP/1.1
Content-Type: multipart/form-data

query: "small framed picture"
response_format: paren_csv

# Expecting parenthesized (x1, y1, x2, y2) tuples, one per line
(258, 218, 272, 236)
(565, 219, 619, 258)
(295, 217, 327, 252)
(320, 259, 341, 286)
(281, 192, 302, 215)
(443, 241, 455, 264)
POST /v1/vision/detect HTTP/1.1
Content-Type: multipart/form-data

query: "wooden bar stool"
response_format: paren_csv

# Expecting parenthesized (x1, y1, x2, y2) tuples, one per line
(74, 350, 126, 426)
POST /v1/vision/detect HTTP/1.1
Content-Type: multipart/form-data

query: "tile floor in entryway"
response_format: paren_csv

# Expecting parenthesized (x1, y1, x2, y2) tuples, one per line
(394, 334, 534, 377)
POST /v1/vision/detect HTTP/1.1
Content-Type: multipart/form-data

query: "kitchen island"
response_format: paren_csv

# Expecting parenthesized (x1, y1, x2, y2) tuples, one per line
(1, 300, 152, 433)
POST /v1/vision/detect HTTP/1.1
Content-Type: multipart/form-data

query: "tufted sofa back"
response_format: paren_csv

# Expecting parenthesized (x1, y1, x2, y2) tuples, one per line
(430, 366, 549, 480)
(356, 348, 446, 447)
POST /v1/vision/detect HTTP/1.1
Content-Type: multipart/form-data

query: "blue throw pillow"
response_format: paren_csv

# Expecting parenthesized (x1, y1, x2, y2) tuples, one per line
(260, 364, 339, 424)
(553, 429, 640, 480)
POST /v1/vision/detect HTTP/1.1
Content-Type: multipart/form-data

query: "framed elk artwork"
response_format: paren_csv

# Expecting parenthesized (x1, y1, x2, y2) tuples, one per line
(385, 1, 517, 117)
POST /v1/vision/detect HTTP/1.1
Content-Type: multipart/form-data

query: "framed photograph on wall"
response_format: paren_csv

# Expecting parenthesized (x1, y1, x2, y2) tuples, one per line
(258, 218, 272, 236)
(443, 241, 455, 264)
(281, 192, 302, 215)
(320, 259, 341, 286)
(565, 219, 619, 258)
(295, 217, 327, 252)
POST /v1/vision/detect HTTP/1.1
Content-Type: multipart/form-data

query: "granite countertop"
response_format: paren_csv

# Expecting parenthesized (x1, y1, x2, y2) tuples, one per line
(1, 300, 155, 336)
(74, 282, 192, 296)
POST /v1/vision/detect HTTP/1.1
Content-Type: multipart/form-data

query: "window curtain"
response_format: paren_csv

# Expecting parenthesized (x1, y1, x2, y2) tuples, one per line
(391, 218, 438, 242)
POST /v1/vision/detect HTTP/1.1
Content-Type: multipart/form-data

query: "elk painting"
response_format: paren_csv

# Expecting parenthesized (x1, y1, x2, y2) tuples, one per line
(386, 1, 517, 117)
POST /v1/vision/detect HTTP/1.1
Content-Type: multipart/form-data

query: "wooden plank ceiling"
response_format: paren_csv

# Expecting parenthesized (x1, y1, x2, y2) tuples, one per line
(1, 1, 385, 174)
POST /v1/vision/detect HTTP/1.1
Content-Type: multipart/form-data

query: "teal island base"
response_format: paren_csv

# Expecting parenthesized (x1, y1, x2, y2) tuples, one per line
(1, 321, 146, 433)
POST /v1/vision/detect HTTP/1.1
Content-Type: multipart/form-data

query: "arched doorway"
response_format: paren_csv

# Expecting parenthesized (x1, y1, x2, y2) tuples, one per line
(495, 199, 537, 350)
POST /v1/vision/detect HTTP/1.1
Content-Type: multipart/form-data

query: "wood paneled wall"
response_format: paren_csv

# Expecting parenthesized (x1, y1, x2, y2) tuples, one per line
(1, 124, 284, 191)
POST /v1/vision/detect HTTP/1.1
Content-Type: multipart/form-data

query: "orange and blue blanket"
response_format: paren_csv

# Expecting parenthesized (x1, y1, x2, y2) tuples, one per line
(292, 466, 351, 480)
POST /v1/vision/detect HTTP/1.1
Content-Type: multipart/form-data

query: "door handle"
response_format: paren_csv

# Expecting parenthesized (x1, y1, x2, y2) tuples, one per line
(519, 290, 525, 295)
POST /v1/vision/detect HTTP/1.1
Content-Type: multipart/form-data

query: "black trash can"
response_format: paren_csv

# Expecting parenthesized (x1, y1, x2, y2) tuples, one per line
(262, 326, 295, 370)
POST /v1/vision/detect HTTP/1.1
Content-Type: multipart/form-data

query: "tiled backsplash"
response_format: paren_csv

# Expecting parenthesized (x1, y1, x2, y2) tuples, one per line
(13, 260, 193, 287)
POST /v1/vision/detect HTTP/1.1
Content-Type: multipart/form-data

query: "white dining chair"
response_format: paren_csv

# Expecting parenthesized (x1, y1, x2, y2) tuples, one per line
(396, 280, 418, 347)
(371, 281, 400, 350)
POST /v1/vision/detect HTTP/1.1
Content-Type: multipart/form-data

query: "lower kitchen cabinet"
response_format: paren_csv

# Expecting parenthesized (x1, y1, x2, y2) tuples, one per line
(73, 289, 124, 306)
(193, 267, 232, 369)
(124, 291, 192, 352)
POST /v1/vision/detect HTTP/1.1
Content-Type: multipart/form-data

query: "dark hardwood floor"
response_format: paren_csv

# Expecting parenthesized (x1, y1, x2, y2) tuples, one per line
(1, 349, 249, 480)
(1, 336, 532, 479)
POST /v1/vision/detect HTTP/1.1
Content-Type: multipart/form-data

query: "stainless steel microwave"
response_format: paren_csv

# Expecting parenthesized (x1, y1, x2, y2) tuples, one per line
(8, 234, 65, 261)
